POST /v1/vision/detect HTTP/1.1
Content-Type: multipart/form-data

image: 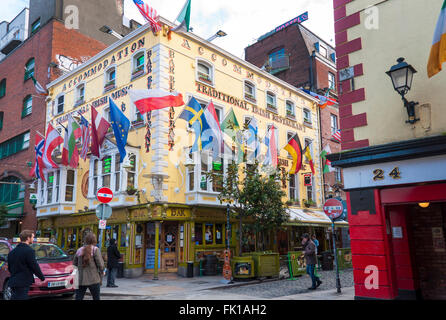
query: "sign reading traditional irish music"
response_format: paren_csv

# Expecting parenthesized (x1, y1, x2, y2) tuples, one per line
(323, 198, 344, 221)
(97, 187, 113, 204)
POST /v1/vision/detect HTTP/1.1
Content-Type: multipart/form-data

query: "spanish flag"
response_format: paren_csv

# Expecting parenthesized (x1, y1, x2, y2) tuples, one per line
(284, 133, 303, 174)
(304, 145, 315, 175)
(428, 0, 446, 78)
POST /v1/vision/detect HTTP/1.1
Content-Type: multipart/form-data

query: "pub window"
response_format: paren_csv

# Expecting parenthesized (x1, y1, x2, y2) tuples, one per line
(244, 81, 256, 103)
(200, 151, 209, 191)
(104, 67, 116, 91)
(205, 223, 214, 245)
(303, 108, 312, 124)
(92, 159, 99, 195)
(120, 224, 127, 247)
(286, 100, 295, 118)
(114, 154, 121, 192)
(101, 155, 112, 188)
(65, 169, 75, 202)
(215, 224, 223, 245)
(187, 150, 195, 191)
(76, 83, 85, 105)
(56, 94, 64, 115)
(126, 154, 136, 188)
(266, 91, 277, 110)
(25, 58, 35, 81)
(22, 95, 33, 118)
(132, 51, 145, 74)
(196, 60, 214, 86)
(195, 223, 203, 245)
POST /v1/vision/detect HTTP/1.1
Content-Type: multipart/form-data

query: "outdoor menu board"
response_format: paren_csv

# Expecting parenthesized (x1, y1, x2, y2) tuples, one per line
(145, 249, 161, 269)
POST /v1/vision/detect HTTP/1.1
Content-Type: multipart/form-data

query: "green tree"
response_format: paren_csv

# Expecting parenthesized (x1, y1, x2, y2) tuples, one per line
(207, 160, 289, 254)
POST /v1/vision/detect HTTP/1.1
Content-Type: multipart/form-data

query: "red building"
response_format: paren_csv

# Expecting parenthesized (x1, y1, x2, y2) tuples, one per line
(244, 17, 345, 202)
(0, 17, 106, 237)
(328, 0, 446, 300)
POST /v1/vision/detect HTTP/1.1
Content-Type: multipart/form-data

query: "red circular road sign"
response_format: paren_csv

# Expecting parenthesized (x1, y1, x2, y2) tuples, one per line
(97, 187, 113, 204)
(323, 198, 343, 220)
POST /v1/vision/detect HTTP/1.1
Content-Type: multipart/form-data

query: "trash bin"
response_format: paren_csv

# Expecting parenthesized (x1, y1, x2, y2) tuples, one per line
(321, 251, 334, 271)
(186, 261, 194, 278)
(117, 262, 124, 278)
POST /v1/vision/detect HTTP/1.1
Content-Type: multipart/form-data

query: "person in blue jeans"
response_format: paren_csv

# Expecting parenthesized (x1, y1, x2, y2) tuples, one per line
(302, 233, 322, 290)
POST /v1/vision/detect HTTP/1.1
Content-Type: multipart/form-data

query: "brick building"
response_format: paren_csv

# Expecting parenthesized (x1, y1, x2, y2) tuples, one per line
(0, 0, 136, 237)
(244, 16, 345, 203)
(328, 0, 446, 300)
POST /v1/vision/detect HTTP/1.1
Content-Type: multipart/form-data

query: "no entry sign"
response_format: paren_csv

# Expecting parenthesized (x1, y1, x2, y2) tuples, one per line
(97, 187, 113, 204)
(323, 198, 344, 220)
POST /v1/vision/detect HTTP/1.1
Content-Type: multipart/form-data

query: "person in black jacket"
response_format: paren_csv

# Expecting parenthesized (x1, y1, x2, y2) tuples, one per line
(7, 230, 45, 300)
(106, 238, 121, 287)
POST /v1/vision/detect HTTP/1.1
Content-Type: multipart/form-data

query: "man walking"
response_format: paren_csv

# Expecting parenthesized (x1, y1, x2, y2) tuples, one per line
(7, 230, 45, 300)
(302, 233, 322, 290)
(106, 238, 121, 287)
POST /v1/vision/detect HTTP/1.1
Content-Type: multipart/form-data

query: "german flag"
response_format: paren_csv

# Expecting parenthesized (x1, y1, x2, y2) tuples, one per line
(284, 133, 303, 174)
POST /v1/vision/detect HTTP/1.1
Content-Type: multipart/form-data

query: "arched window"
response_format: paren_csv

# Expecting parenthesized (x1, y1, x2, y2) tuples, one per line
(244, 80, 256, 103)
(303, 108, 312, 124)
(196, 60, 214, 86)
(22, 95, 33, 118)
(25, 58, 35, 81)
(75, 83, 85, 105)
(104, 67, 116, 92)
(286, 100, 295, 118)
(266, 91, 277, 111)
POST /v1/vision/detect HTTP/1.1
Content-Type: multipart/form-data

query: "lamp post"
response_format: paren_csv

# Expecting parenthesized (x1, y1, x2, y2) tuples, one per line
(99, 25, 123, 40)
(207, 30, 227, 42)
(386, 58, 419, 124)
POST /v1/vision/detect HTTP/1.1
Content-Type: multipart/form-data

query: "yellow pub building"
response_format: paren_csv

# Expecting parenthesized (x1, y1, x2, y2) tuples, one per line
(36, 17, 343, 278)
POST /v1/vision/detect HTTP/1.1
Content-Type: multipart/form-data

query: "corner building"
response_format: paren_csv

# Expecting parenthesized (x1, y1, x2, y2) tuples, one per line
(329, 0, 446, 300)
(39, 17, 329, 278)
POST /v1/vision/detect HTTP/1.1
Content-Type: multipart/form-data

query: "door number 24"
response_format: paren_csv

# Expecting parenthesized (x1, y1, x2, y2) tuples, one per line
(373, 167, 401, 181)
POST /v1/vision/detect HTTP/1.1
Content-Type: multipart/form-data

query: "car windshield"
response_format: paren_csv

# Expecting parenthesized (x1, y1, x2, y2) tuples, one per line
(30, 243, 68, 260)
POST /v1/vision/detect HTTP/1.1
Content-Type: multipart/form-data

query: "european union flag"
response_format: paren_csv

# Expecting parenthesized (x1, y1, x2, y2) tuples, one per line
(179, 97, 210, 152)
(109, 98, 130, 162)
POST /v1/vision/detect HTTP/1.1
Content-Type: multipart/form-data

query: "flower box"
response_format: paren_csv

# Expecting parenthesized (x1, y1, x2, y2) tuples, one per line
(245, 94, 256, 103)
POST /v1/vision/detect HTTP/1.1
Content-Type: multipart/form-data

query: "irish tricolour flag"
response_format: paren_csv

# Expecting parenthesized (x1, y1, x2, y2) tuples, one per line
(428, 0, 446, 78)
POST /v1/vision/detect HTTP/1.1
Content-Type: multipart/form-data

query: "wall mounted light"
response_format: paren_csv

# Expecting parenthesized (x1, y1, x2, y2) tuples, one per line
(418, 202, 430, 208)
(386, 58, 419, 124)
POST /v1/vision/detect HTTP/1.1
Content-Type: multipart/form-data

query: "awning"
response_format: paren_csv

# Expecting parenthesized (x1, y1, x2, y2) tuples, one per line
(285, 208, 349, 228)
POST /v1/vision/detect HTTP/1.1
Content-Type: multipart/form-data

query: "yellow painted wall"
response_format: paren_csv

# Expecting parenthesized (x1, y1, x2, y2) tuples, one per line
(345, 0, 446, 146)
(44, 19, 323, 213)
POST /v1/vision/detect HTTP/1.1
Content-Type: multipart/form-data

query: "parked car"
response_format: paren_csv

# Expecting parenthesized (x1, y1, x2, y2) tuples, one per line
(0, 237, 75, 300)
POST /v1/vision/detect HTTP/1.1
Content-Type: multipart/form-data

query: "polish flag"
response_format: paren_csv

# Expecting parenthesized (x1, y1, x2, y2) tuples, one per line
(91, 107, 111, 158)
(129, 89, 185, 114)
(42, 123, 63, 169)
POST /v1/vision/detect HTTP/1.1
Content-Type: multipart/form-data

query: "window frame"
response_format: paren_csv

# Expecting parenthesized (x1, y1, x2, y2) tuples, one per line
(328, 72, 336, 90)
(0, 131, 30, 159)
(330, 114, 338, 135)
(131, 49, 146, 79)
(37, 168, 77, 205)
(0, 78, 6, 98)
(55, 94, 65, 115)
(22, 95, 33, 118)
(303, 108, 312, 124)
(196, 59, 214, 87)
(266, 91, 277, 111)
(285, 100, 295, 118)
(31, 18, 41, 34)
(75, 83, 86, 106)
(104, 65, 117, 92)
(24, 58, 35, 81)
(243, 80, 257, 104)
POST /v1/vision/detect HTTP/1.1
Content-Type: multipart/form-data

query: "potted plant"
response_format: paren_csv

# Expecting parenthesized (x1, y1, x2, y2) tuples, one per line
(267, 103, 277, 111)
(126, 186, 137, 195)
(245, 93, 256, 103)
(303, 199, 315, 208)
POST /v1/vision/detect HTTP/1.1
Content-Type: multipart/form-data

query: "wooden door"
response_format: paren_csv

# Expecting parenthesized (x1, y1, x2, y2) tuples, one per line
(161, 222, 178, 272)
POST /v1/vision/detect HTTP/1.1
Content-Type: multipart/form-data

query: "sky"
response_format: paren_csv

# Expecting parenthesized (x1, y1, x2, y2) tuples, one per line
(2, 0, 335, 59)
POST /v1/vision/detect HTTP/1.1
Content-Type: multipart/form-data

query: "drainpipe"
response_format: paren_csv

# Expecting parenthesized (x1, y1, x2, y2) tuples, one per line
(309, 50, 316, 92)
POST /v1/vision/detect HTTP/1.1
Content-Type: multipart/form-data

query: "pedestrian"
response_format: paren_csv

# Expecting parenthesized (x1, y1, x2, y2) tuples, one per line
(311, 234, 321, 276)
(301, 233, 322, 290)
(73, 232, 105, 300)
(106, 238, 121, 288)
(7, 230, 45, 300)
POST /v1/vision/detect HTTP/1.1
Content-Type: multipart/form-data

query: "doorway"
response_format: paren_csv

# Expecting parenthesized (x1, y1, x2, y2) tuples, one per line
(161, 222, 178, 272)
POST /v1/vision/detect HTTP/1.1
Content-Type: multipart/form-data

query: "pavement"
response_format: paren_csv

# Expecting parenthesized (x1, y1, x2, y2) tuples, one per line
(91, 273, 355, 300)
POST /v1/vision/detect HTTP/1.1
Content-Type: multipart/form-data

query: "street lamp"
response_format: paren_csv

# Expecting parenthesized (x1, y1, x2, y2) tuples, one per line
(207, 30, 227, 42)
(99, 25, 123, 40)
(386, 58, 419, 124)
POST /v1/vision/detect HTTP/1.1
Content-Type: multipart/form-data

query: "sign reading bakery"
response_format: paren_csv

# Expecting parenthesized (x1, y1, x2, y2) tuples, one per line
(61, 37, 146, 92)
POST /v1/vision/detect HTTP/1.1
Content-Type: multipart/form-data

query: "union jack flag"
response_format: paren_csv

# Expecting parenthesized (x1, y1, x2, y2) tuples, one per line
(331, 129, 342, 143)
(29, 134, 46, 182)
(79, 114, 91, 161)
(133, 0, 162, 33)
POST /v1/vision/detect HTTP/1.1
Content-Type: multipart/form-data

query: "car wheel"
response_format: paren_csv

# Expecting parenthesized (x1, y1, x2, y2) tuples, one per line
(2, 279, 12, 300)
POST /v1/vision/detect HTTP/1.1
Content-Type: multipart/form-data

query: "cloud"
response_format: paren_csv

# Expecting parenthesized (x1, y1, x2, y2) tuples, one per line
(124, 0, 334, 58)
(1, 0, 29, 22)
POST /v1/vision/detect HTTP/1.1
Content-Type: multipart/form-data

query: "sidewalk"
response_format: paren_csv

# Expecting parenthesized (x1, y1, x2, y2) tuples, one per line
(276, 286, 355, 300)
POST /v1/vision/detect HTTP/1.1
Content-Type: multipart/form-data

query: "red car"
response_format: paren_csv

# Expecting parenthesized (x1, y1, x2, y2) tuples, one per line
(0, 237, 76, 300)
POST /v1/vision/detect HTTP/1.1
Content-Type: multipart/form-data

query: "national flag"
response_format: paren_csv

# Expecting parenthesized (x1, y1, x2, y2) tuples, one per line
(132, 0, 162, 33)
(172, 0, 191, 32)
(246, 117, 261, 161)
(91, 107, 111, 158)
(428, 0, 446, 78)
(320, 144, 335, 174)
(30, 74, 49, 96)
(29, 134, 46, 182)
(221, 108, 243, 163)
(304, 144, 315, 175)
(263, 125, 278, 168)
(129, 89, 184, 115)
(331, 129, 342, 143)
(202, 101, 223, 159)
(79, 115, 91, 161)
(109, 98, 130, 162)
(62, 115, 82, 168)
(42, 123, 63, 169)
(179, 97, 210, 152)
(284, 133, 303, 175)
(302, 89, 337, 109)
